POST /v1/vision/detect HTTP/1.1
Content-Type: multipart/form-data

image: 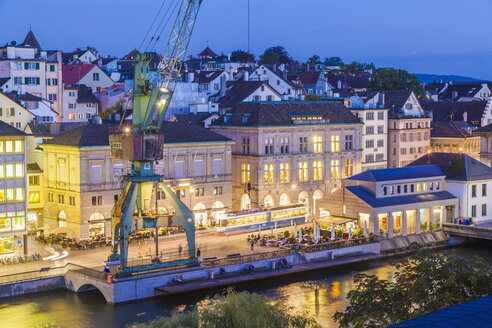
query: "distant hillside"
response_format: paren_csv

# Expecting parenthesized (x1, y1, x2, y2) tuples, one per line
(415, 73, 481, 84)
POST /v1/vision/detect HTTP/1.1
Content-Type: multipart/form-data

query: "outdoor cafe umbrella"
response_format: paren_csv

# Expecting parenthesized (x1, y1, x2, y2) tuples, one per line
(294, 222, 298, 235)
(364, 221, 368, 237)
(299, 228, 303, 241)
(315, 226, 320, 243)
(348, 227, 352, 239)
(331, 223, 335, 240)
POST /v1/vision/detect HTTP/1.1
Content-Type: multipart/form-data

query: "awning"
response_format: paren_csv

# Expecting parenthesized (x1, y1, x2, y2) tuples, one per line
(316, 216, 357, 225)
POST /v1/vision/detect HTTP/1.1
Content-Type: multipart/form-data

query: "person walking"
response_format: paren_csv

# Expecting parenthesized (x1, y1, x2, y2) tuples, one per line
(196, 248, 201, 262)
(250, 239, 254, 251)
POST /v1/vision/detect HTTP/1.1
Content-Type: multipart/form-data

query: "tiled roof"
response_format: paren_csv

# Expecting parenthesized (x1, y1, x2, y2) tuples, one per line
(439, 82, 485, 100)
(382, 90, 413, 110)
(26, 163, 42, 173)
(213, 101, 361, 127)
(160, 122, 232, 144)
(391, 295, 492, 327)
(421, 101, 487, 124)
(76, 85, 98, 103)
(348, 165, 445, 182)
(299, 72, 321, 85)
(474, 123, 492, 133)
(42, 124, 112, 147)
(0, 120, 26, 136)
(27, 122, 87, 136)
(21, 30, 41, 49)
(346, 186, 457, 208)
(0, 78, 9, 88)
(198, 47, 218, 58)
(194, 70, 224, 84)
(62, 63, 95, 85)
(170, 113, 216, 125)
(218, 81, 274, 109)
(407, 153, 492, 181)
(18, 93, 43, 102)
(431, 121, 474, 138)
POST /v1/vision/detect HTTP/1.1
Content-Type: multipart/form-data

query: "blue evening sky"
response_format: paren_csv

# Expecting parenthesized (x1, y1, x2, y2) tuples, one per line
(1, 0, 492, 80)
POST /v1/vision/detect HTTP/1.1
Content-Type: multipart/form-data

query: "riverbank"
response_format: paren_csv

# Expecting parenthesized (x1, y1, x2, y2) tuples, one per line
(0, 231, 449, 303)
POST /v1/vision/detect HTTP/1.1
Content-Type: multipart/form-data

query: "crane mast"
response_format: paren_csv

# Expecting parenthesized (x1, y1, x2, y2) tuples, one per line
(108, 0, 202, 273)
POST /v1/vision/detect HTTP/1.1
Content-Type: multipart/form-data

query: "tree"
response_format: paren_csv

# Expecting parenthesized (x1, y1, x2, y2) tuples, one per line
(334, 252, 492, 328)
(307, 55, 320, 66)
(324, 57, 343, 66)
(132, 288, 321, 328)
(260, 46, 292, 65)
(230, 50, 254, 63)
(368, 67, 427, 98)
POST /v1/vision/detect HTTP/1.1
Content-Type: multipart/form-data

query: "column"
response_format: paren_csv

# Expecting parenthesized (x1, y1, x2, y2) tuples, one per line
(388, 212, 394, 239)
(426, 208, 430, 231)
(402, 210, 408, 236)
(415, 209, 421, 234)
(372, 212, 379, 235)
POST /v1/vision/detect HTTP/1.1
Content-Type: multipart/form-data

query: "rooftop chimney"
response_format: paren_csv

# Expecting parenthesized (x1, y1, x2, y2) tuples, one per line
(244, 70, 249, 81)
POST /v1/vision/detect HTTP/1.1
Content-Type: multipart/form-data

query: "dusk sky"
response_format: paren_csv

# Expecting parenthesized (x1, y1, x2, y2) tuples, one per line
(2, 0, 492, 80)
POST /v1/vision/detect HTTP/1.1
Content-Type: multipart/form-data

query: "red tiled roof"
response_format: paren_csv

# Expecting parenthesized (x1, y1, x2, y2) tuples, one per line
(62, 63, 95, 85)
(299, 72, 321, 85)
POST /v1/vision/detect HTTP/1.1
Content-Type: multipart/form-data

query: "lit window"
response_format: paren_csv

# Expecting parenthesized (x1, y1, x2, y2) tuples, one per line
(12, 216, 25, 230)
(241, 164, 250, 184)
(331, 160, 340, 178)
(6, 189, 14, 201)
(6, 165, 13, 178)
(313, 161, 323, 181)
(5, 141, 13, 153)
(331, 135, 340, 152)
(0, 218, 11, 231)
(416, 184, 421, 192)
(15, 164, 23, 177)
(0, 141, 3, 153)
(0, 165, 3, 178)
(16, 188, 24, 201)
(0, 189, 4, 201)
(29, 192, 40, 203)
(313, 136, 323, 153)
(299, 162, 308, 182)
(264, 164, 274, 184)
(14, 140, 23, 153)
(344, 159, 353, 177)
(280, 163, 290, 183)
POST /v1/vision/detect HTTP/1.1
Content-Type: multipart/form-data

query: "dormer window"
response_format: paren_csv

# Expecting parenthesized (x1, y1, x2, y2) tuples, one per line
(406, 103, 413, 109)
(436, 182, 440, 190)
(383, 186, 387, 195)
(410, 184, 415, 193)
(242, 115, 249, 124)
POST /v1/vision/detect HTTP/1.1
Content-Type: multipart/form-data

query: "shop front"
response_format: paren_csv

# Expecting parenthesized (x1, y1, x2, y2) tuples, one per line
(88, 212, 106, 238)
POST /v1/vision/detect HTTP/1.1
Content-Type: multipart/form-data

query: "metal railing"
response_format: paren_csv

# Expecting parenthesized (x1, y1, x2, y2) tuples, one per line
(298, 236, 379, 253)
(201, 249, 291, 268)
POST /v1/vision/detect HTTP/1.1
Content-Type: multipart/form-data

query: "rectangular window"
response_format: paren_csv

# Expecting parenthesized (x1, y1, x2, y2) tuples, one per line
(345, 135, 353, 150)
(378, 112, 384, 120)
(242, 138, 250, 155)
(482, 184, 487, 197)
(264, 138, 274, 155)
(313, 161, 323, 181)
(472, 185, 477, 198)
(194, 160, 203, 177)
(366, 140, 374, 148)
(213, 186, 223, 195)
(365, 154, 374, 163)
(93, 73, 100, 81)
(377, 140, 384, 148)
(264, 164, 274, 184)
(6, 164, 13, 178)
(377, 125, 384, 134)
(29, 175, 39, 185)
(92, 196, 97, 206)
(471, 205, 477, 218)
(482, 204, 487, 217)
(69, 196, 75, 206)
(299, 137, 308, 153)
(299, 162, 308, 182)
(91, 165, 101, 184)
(366, 112, 374, 120)
(5, 141, 13, 153)
(331, 135, 340, 152)
(280, 163, 290, 183)
(383, 186, 387, 195)
(280, 138, 289, 154)
(29, 192, 40, 204)
(98, 196, 103, 205)
(50, 64, 55, 72)
(344, 159, 353, 177)
(330, 160, 340, 178)
(14, 140, 23, 153)
(404, 185, 408, 193)
(48, 192, 54, 202)
(213, 159, 222, 176)
(15, 164, 23, 177)
(175, 161, 184, 179)
(366, 126, 374, 135)
(411, 184, 415, 193)
(241, 164, 251, 184)
(313, 136, 323, 153)
(58, 194, 64, 204)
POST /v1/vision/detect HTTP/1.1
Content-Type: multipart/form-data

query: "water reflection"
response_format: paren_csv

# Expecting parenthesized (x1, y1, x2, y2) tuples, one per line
(0, 244, 490, 328)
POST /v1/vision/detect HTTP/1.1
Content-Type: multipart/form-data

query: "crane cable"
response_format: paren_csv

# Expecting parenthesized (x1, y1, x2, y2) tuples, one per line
(138, 0, 168, 52)
(149, 0, 181, 52)
(145, 0, 180, 52)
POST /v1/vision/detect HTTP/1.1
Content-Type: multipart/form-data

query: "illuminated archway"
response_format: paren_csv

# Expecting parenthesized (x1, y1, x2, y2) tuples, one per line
(298, 191, 309, 205)
(241, 194, 252, 210)
(211, 201, 225, 223)
(193, 202, 207, 226)
(313, 189, 324, 215)
(264, 194, 274, 208)
(279, 193, 290, 206)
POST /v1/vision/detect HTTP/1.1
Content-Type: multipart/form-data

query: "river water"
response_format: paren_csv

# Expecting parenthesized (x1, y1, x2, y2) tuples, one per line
(0, 242, 491, 328)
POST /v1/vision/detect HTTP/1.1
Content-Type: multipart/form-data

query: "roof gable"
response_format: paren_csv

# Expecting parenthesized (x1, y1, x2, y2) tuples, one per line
(0, 120, 27, 136)
(62, 63, 96, 85)
(21, 30, 41, 49)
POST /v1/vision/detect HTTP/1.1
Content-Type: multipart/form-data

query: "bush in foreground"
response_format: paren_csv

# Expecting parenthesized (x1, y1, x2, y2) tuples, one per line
(334, 252, 492, 327)
(130, 288, 320, 328)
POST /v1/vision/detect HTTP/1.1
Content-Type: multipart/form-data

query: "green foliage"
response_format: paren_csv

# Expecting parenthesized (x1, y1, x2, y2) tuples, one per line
(131, 289, 320, 328)
(305, 94, 321, 101)
(260, 46, 291, 65)
(307, 55, 321, 65)
(368, 67, 426, 98)
(230, 50, 255, 63)
(334, 252, 492, 327)
(324, 56, 343, 66)
(283, 230, 290, 238)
